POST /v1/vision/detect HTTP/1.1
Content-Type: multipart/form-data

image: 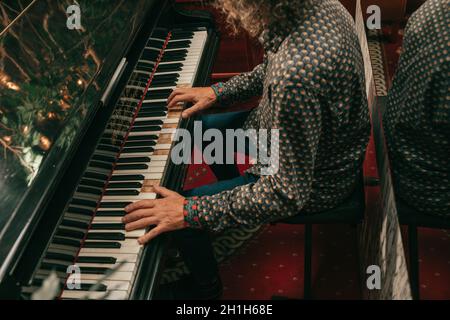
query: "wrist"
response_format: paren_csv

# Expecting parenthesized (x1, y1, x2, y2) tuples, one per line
(210, 82, 226, 104)
(183, 197, 203, 229)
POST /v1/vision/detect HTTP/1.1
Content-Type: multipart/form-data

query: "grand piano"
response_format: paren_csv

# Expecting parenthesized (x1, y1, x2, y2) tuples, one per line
(0, 0, 218, 299)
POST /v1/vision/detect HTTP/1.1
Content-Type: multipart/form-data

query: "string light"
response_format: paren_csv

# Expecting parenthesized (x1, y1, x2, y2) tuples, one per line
(47, 112, 56, 119)
(39, 135, 51, 151)
(22, 126, 30, 135)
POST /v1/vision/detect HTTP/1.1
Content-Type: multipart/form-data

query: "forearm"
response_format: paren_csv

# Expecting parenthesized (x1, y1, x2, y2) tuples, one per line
(211, 61, 267, 106)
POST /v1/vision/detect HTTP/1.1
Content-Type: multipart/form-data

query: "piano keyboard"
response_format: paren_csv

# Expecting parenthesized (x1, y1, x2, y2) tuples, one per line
(26, 27, 208, 300)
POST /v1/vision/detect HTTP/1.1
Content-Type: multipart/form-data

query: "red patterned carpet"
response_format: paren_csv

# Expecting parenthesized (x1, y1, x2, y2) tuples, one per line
(220, 224, 361, 300)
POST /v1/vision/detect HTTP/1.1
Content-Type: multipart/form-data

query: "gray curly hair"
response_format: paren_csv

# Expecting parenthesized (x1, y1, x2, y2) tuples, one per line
(215, 0, 304, 38)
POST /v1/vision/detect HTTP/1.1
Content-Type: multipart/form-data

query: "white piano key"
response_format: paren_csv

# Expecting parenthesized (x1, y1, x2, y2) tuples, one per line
(154, 144, 172, 150)
(91, 216, 124, 223)
(78, 252, 138, 263)
(72, 280, 131, 292)
(80, 246, 140, 255)
(61, 289, 128, 300)
(77, 262, 136, 272)
(102, 193, 157, 201)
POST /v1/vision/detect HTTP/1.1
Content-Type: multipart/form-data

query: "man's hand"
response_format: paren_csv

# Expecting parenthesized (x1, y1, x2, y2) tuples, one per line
(122, 186, 186, 245)
(167, 87, 217, 119)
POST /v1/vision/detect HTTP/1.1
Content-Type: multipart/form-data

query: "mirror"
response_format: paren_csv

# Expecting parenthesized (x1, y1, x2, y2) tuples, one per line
(381, 0, 450, 299)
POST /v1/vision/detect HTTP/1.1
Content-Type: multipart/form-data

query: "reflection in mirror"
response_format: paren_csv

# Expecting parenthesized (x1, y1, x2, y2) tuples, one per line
(383, 0, 450, 299)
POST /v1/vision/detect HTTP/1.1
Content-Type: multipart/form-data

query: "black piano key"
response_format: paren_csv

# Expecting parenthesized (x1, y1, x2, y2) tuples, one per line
(80, 178, 106, 189)
(46, 252, 75, 262)
(66, 283, 108, 292)
(104, 189, 140, 196)
(56, 228, 86, 240)
(67, 206, 93, 216)
(152, 73, 179, 81)
(135, 64, 154, 74)
(137, 107, 167, 115)
(108, 182, 143, 189)
(97, 145, 121, 153)
(90, 223, 125, 231)
(40, 263, 68, 273)
(116, 156, 151, 164)
(84, 172, 109, 182)
(77, 186, 102, 196)
(80, 266, 109, 275)
(115, 164, 148, 171)
(77, 256, 117, 264)
(144, 93, 170, 101)
(150, 80, 177, 88)
(124, 141, 156, 148)
(95, 210, 126, 217)
(140, 101, 167, 109)
(82, 241, 121, 249)
(161, 54, 187, 63)
(137, 111, 166, 118)
(145, 90, 172, 100)
(52, 237, 81, 248)
(156, 63, 183, 72)
(91, 154, 116, 163)
(126, 135, 158, 141)
(71, 198, 98, 208)
(86, 232, 125, 241)
(99, 201, 132, 208)
(109, 174, 145, 181)
(61, 219, 89, 230)
(170, 30, 194, 39)
(147, 39, 164, 49)
(141, 51, 159, 62)
(98, 139, 123, 148)
(152, 29, 169, 38)
(121, 147, 154, 154)
(130, 126, 161, 133)
(166, 41, 191, 49)
(134, 120, 164, 127)
(89, 161, 113, 171)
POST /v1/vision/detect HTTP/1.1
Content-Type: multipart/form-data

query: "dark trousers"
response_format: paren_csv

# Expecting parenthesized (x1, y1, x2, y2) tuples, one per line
(173, 110, 258, 284)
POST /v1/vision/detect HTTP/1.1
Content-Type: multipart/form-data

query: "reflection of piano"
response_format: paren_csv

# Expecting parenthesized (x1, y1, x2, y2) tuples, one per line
(0, 0, 218, 299)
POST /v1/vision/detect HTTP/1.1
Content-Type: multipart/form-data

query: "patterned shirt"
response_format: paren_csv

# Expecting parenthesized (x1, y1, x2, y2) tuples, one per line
(184, 0, 370, 232)
(384, 0, 450, 217)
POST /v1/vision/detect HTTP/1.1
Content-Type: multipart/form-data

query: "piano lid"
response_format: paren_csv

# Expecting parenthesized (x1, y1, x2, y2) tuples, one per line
(0, 0, 155, 233)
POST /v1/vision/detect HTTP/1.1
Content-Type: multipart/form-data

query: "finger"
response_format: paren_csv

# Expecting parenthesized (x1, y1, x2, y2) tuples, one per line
(167, 89, 188, 104)
(181, 101, 208, 119)
(138, 226, 165, 245)
(153, 185, 178, 198)
(125, 216, 159, 231)
(167, 94, 194, 108)
(124, 199, 155, 213)
(122, 208, 156, 223)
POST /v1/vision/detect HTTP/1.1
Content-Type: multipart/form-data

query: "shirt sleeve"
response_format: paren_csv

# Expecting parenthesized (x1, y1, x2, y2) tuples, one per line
(184, 81, 322, 232)
(211, 60, 268, 106)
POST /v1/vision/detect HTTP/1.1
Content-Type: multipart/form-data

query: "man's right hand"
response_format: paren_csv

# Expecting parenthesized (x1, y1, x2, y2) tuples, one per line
(167, 87, 217, 119)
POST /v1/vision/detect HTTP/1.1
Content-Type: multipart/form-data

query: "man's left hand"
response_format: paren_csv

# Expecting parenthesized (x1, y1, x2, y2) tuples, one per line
(122, 186, 186, 245)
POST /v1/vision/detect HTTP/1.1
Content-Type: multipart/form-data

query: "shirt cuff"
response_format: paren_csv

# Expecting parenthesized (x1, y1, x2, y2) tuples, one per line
(183, 197, 203, 229)
(210, 82, 227, 105)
